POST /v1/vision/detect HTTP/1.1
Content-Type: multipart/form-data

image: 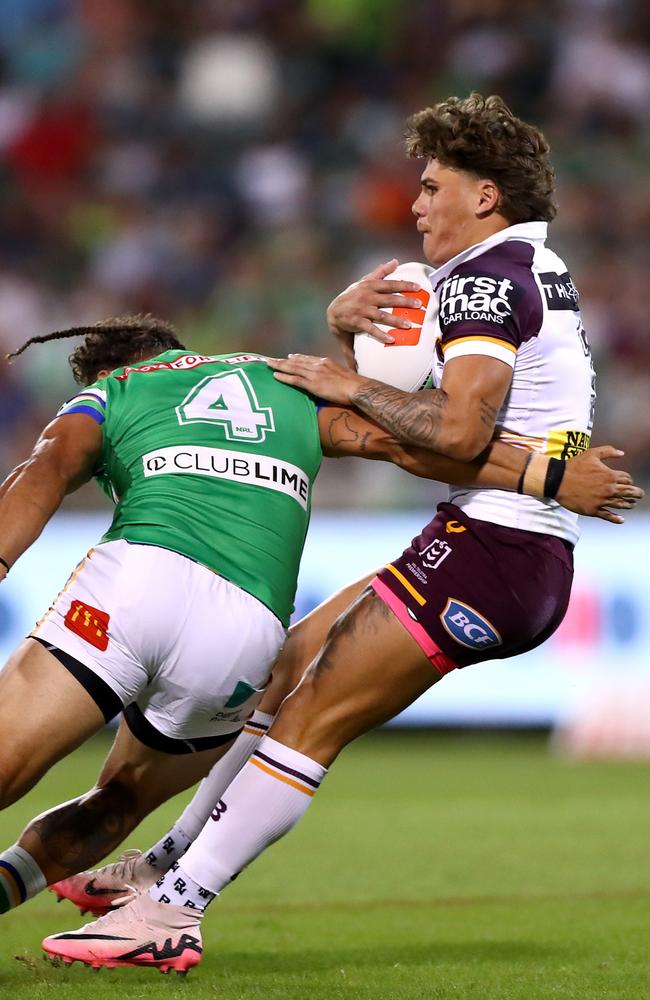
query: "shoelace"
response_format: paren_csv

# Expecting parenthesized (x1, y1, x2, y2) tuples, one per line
(105, 849, 142, 881)
(82, 888, 149, 929)
(110, 883, 140, 909)
(83, 887, 202, 931)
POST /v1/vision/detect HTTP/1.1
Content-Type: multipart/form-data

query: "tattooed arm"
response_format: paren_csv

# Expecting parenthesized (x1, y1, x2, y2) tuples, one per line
(351, 354, 510, 461)
(272, 354, 511, 462)
(319, 404, 529, 482)
(317, 406, 643, 523)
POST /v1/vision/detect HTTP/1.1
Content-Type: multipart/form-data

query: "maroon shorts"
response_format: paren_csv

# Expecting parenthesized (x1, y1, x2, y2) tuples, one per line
(372, 502, 573, 675)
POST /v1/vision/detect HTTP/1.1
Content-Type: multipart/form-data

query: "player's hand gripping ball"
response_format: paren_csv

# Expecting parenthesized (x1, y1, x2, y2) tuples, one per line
(354, 262, 438, 391)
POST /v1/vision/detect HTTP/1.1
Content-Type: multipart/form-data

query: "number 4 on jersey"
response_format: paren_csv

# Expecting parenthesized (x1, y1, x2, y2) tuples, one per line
(176, 369, 275, 443)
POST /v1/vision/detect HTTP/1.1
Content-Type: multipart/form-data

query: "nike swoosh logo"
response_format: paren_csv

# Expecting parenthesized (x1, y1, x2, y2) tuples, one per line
(52, 933, 135, 941)
(83, 880, 120, 896)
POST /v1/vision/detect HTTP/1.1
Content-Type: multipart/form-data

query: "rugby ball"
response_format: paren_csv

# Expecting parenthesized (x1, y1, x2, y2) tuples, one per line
(354, 261, 437, 391)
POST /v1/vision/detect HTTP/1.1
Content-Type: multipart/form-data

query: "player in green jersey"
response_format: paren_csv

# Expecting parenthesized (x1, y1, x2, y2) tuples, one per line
(0, 314, 638, 925)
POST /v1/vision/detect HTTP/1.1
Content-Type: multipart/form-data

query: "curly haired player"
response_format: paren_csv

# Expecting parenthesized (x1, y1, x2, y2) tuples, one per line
(40, 94, 643, 975)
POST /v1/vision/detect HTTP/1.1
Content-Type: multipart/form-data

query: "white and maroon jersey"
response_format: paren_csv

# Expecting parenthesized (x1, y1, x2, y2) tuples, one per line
(428, 221, 596, 545)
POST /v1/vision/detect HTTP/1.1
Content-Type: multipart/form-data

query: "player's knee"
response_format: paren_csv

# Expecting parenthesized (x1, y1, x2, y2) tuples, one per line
(272, 672, 355, 764)
(89, 774, 151, 826)
(95, 767, 150, 821)
(99, 748, 190, 819)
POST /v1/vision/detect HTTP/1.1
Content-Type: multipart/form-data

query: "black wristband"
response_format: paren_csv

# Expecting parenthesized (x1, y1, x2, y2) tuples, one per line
(516, 452, 533, 494)
(543, 458, 566, 499)
(0, 556, 10, 574)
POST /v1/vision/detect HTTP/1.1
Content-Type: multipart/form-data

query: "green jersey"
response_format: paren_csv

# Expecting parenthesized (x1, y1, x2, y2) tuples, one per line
(57, 351, 323, 625)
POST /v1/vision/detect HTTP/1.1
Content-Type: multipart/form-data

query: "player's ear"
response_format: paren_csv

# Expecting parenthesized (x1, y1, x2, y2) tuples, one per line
(475, 179, 500, 218)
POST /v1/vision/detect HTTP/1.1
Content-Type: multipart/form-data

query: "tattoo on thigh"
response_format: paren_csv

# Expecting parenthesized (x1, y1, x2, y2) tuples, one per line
(310, 590, 392, 679)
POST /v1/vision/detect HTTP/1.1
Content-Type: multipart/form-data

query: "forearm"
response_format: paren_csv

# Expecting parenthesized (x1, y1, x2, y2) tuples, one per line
(320, 402, 641, 520)
(393, 439, 532, 492)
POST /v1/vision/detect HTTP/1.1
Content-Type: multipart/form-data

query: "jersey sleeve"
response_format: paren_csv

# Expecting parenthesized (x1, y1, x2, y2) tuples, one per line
(437, 243, 543, 369)
(56, 386, 107, 425)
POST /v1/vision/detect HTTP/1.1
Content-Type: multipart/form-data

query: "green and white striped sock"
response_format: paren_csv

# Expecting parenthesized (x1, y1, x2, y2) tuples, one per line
(0, 846, 46, 913)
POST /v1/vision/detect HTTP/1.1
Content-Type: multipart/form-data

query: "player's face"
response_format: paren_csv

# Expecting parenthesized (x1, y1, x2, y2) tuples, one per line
(412, 160, 491, 267)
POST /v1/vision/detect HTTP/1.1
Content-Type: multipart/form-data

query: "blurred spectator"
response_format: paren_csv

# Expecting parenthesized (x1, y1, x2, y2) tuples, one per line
(0, 0, 648, 509)
(177, 32, 281, 126)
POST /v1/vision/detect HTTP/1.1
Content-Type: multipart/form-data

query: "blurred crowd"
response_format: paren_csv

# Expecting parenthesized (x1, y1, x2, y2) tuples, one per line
(0, 0, 648, 509)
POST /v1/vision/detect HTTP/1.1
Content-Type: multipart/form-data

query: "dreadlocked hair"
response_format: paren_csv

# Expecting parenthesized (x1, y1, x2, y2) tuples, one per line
(7, 314, 186, 385)
(405, 93, 557, 224)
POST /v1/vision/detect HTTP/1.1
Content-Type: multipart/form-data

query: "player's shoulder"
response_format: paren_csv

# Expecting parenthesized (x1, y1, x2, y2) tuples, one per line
(533, 245, 581, 313)
(436, 238, 548, 361)
(56, 382, 108, 424)
(460, 237, 536, 271)
(442, 239, 541, 306)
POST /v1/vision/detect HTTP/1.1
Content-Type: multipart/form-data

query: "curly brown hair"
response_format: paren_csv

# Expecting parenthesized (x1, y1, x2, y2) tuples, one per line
(7, 314, 186, 385)
(405, 93, 557, 224)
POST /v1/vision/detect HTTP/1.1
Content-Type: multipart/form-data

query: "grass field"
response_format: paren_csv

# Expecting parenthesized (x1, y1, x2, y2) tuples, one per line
(1, 729, 649, 999)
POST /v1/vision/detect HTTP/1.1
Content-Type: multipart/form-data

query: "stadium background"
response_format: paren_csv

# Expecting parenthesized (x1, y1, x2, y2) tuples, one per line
(1, 3, 650, 997)
(0, 0, 648, 736)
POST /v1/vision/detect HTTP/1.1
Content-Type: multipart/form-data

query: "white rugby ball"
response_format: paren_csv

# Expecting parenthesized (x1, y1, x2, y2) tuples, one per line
(353, 262, 437, 392)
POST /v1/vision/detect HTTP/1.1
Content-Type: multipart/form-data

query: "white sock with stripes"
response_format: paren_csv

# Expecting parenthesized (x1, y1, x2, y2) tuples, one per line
(149, 736, 327, 905)
(175, 711, 275, 840)
(136, 711, 275, 878)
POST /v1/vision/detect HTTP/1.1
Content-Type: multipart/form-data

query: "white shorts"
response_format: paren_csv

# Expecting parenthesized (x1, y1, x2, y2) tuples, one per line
(33, 540, 286, 752)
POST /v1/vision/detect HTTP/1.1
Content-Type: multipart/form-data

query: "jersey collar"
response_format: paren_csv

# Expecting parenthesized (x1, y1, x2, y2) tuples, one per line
(427, 221, 548, 287)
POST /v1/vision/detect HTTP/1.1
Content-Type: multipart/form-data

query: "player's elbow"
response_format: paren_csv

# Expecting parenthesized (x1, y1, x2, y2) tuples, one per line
(439, 426, 489, 463)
